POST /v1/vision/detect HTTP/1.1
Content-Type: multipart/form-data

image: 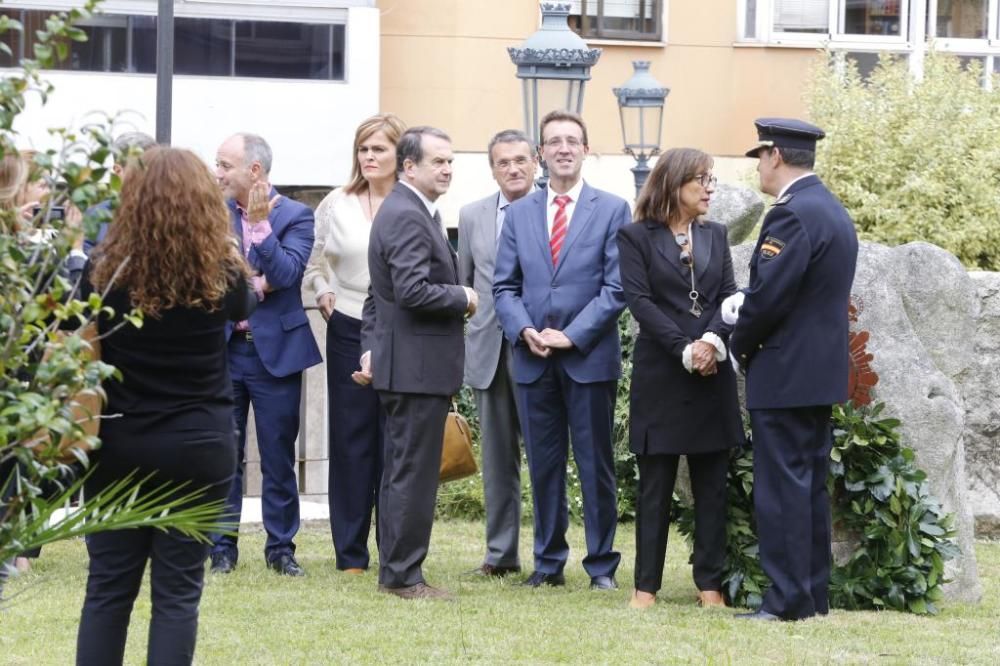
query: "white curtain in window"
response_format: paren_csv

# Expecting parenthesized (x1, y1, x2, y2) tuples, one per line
(774, 0, 830, 32)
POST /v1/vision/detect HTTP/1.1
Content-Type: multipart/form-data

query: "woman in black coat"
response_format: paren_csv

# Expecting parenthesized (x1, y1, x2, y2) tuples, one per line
(616, 148, 744, 610)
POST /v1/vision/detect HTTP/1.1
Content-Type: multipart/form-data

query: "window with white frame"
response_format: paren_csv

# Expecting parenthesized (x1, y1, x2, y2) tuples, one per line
(740, 1, 1000, 84)
(567, 0, 664, 42)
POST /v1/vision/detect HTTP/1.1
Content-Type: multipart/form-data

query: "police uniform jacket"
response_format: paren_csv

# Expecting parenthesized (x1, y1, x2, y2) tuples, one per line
(730, 174, 859, 410)
(617, 219, 744, 455)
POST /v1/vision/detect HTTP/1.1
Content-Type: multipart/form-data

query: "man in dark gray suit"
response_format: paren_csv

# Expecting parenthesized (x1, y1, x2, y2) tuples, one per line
(355, 126, 477, 600)
(457, 130, 537, 577)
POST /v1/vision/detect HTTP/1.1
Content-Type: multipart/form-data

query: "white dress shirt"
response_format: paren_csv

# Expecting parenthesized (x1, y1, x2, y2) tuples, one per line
(545, 178, 585, 237)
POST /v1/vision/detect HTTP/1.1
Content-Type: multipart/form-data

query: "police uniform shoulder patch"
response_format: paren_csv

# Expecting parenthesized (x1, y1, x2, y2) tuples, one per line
(760, 236, 785, 259)
(773, 192, 794, 206)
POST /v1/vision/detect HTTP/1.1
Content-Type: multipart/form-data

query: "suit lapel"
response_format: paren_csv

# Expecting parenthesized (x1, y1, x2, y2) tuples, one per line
(528, 193, 554, 278)
(397, 183, 457, 282)
(652, 222, 689, 281)
(692, 221, 713, 282)
(552, 183, 595, 279)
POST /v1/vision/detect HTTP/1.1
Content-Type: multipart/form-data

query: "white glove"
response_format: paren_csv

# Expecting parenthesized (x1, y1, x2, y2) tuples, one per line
(721, 291, 746, 326)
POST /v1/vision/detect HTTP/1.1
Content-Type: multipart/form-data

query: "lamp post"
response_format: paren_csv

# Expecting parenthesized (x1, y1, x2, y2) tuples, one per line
(613, 61, 669, 198)
(508, 2, 601, 186)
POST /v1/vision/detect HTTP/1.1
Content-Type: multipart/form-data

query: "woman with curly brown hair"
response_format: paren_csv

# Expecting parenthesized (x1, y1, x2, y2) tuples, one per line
(74, 147, 254, 666)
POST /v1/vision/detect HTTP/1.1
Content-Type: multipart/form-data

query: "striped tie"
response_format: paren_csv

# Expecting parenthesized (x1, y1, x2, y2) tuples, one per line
(550, 194, 571, 265)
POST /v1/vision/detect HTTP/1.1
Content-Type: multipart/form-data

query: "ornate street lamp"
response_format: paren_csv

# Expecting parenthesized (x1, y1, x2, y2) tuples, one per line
(508, 2, 602, 185)
(613, 61, 669, 198)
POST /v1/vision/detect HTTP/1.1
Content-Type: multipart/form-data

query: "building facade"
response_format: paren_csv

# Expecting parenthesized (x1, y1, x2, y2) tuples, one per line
(3, 0, 380, 187)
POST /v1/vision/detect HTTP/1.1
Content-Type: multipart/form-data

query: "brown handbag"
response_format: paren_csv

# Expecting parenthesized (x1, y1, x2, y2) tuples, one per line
(25, 322, 102, 463)
(440, 404, 477, 483)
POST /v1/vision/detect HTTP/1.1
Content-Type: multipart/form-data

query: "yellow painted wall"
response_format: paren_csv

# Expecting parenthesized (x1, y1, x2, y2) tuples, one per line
(378, 0, 822, 157)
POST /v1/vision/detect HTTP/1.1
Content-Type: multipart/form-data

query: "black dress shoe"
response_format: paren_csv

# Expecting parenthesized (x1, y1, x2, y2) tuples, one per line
(735, 609, 783, 621)
(267, 553, 305, 577)
(209, 553, 236, 574)
(589, 575, 618, 590)
(470, 563, 522, 578)
(521, 571, 565, 587)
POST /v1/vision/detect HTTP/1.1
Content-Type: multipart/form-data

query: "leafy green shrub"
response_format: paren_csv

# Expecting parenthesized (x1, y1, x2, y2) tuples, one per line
(809, 51, 1000, 270)
(676, 402, 958, 615)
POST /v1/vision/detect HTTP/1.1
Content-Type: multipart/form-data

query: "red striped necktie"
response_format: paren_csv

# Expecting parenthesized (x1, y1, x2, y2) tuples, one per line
(550, 194, 571, 265)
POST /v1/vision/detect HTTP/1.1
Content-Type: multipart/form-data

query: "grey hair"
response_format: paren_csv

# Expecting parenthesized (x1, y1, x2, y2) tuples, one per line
(112, 132, 156, 162)
(487, 129, 533, 167)
(396, 126, 451, 175)
(237, 132, 273, 174)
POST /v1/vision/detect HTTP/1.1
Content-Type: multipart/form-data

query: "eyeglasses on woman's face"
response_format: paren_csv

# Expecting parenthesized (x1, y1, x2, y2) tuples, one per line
(691, 173, 717, 189)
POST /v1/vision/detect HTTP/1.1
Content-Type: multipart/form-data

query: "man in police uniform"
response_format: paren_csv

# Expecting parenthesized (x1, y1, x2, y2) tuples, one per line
(730, 118, 859, 621)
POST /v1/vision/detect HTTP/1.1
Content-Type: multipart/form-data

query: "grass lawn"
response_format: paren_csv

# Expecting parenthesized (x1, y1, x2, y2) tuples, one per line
(1, 521, 998, 665)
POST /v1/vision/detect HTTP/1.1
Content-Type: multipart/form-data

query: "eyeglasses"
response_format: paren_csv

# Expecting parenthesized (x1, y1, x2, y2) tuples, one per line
(542, 136, 584, 149)
(674, 233, 693, 267)
(691, 173, 717, 189)
(494, 156, 532, 170)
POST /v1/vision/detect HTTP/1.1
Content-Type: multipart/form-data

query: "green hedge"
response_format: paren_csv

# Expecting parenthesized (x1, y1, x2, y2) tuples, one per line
(810, 51, 1000, 270)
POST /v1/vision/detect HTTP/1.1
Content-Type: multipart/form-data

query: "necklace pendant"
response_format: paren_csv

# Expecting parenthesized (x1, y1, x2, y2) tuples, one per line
(689, 301, 703, 318)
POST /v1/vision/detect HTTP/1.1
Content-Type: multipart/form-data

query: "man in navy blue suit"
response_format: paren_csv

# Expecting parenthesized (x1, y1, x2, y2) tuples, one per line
(730, 118, 859, 620)
(494, 111, 630, 590)
(209, 133, 322, 576)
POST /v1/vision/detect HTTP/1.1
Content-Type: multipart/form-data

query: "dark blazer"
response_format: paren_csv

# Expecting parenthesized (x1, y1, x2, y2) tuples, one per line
(730, 174, 859, 409)
(361, 182, 467, 396)
(493, 183, 629, 384)
(225, 189, 322, 378)
(617, 219, 744, 455)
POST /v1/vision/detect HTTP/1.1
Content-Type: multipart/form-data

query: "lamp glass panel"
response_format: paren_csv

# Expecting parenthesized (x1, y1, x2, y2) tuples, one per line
(533, 77, 580, 141)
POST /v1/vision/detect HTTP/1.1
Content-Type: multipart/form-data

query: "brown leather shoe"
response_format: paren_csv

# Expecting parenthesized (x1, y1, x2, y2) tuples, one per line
(384, 582, 455, 601)
(629, 590, 656, 610)
(342, 568, 365, 575)
(697, 590, 726, 607)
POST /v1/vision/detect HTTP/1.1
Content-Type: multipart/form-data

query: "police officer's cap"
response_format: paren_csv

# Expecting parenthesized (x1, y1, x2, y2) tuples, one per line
(745, 118, 825, 158)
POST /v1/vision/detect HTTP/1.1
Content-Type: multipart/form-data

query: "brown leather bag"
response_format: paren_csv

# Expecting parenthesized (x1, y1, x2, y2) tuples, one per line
(440, 406, 477, 483)
(25, 322, 102, 463)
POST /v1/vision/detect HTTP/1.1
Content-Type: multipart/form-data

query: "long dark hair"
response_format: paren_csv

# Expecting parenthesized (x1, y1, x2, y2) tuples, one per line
(633, 147, 713, 225)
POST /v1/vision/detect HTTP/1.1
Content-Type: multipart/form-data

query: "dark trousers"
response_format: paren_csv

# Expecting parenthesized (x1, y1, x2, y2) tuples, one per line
(750, 405, 833, 620)
(517, 364, 620, 578)
(376, 391, 448, 589)
(326, 311, 384, 570)
(76, 429, 235, 666)
(474, 341, 522, 568)
(213, 337, 302, 563)
(634, 450, 728, 594)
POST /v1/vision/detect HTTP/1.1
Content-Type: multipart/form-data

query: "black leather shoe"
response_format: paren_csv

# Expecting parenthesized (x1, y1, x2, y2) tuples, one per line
(267, 554, 305, 577)
(589, 575, 618, 590)
(470, 563, 522, 578)
(209, 553, 236, 574)
(521, 571, 565, 588)
(735, 609, 783, 621)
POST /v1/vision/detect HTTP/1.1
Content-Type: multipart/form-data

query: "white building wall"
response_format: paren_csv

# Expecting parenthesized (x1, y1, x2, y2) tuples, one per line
(8, 2, 379, 187)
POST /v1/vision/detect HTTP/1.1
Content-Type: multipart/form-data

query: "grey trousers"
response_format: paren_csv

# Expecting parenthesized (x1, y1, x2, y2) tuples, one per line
(474, 342, 523, 568)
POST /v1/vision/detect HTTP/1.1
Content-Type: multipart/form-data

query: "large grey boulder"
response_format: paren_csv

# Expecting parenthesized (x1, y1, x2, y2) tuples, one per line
(707, 183, 764, 245)
(731, 240, 982, 602)
(962, 272, 1000, 536)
